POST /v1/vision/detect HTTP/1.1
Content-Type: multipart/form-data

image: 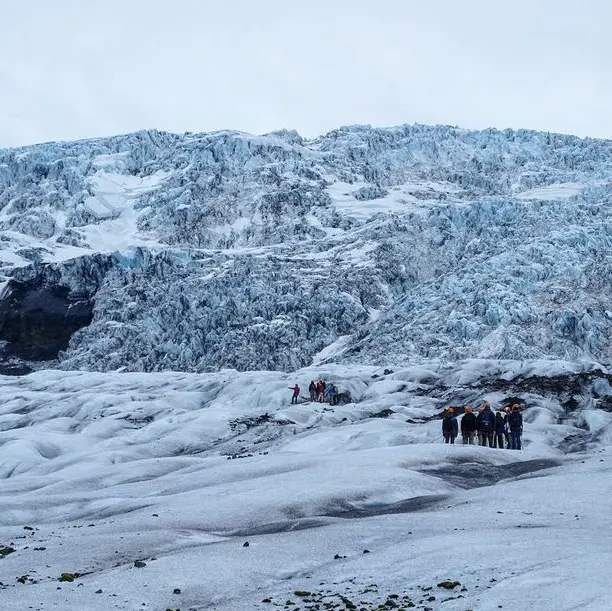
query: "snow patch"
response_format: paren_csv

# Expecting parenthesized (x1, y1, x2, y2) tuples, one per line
(514, 182, 583, 200)
(84, 170, 169, 220)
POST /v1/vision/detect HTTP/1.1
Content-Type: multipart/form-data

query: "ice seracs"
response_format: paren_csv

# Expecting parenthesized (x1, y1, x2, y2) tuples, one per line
(2, 123, 612, 372)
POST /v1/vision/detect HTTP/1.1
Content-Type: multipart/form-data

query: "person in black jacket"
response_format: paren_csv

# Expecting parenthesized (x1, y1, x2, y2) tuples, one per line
(476, 402, 495, 447)
(460, 406, 477, 444)
(442, 407, 459, 444)
(508, 404, 524, 449)
(494, 409, 507, 448)
(308, 380, 317, 402)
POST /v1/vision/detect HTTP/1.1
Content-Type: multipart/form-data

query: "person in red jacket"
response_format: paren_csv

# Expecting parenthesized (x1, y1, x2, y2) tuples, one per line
(289, 384, 300, 404)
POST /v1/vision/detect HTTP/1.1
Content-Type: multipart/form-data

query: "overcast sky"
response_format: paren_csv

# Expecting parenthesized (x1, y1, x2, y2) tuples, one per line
(1, 0, 610, 148)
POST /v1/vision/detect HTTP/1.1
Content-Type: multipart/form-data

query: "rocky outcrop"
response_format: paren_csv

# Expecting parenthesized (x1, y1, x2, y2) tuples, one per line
(0, 255, 113, 363)
(0, 277, 92, 360)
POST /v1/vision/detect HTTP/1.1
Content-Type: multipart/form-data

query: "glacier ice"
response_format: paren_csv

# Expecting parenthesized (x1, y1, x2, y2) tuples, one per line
(1, 123, 612, 371)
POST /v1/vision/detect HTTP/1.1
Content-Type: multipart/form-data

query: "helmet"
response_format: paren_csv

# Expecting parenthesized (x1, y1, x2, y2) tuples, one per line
(447, 407, 455, 414)
(464, 406, 472, 413)
(513, 404, 520, 410)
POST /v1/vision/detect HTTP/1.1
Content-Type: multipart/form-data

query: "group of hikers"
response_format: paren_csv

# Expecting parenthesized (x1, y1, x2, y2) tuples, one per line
(287, 384, 524, 450)
(442, 402, 524, 450)
(288, 379, 339, 405)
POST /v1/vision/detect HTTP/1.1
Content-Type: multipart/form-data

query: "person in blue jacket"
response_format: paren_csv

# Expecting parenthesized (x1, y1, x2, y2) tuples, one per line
(476, 402, 495, 447)
(325, 382, 335, 405)
(442, 407, 459, 444)
(508, 404, 524, 449)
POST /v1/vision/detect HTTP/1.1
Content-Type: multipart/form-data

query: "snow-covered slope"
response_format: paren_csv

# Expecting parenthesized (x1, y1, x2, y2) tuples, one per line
(1, 360, 611, 610)
(2, 124, 612, 372)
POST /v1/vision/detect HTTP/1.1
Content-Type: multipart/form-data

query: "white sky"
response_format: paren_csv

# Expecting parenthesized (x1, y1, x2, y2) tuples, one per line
(1, 0, 611, 147)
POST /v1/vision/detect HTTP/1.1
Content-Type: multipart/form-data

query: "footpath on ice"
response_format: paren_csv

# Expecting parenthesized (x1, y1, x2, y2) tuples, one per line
(1, 359, 611, 611)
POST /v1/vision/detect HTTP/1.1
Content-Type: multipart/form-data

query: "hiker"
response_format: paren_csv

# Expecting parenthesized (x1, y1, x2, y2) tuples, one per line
(316, 379, 326, 402)
(442, 407, 458, 444)
(494, 409, 506, 449)
(325, 382, 335, 405)
(508, 404, 523, 449)
(308, 380, 317, 402)
(289, 384, 300, 405)
(460, 406, 477, 444)
(475, 408, 483, 445)
(476, 402, 495, 447)
(503, 406, 511, 447)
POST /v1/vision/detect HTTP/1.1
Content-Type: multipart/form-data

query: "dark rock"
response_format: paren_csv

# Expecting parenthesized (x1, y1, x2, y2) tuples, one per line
(437, 580, 460, 589)
(339, 595, 356, 609)
(0, 276, 92, 360)
(243, 541, 250, 547)
(59, 573, 75, 582)
(0, 358, 33, 376)
(294, 590, 311, 597)
(0, 546, 15, 556)
(173, 588, 181, 594)
(335, 391, 353, 406)
(596, 395, 612, 412)
(0, 255, 112, 361)
(370, 408, 395, 418)
(95, 589, 103, 593)
(383, 369, 394, 375)
(134, 561, 147, 568)
(362, 549, 370, 554)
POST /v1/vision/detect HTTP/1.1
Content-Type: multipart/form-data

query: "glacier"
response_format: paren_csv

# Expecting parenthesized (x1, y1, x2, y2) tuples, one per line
(1, 123, 612, 372)
(3, 123, 612, 609)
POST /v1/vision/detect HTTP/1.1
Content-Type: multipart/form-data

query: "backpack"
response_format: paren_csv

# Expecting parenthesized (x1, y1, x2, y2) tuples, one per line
(480, 409, 495, 432)
(508, 410, 522, 431)
(442, 415, 456, 434)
